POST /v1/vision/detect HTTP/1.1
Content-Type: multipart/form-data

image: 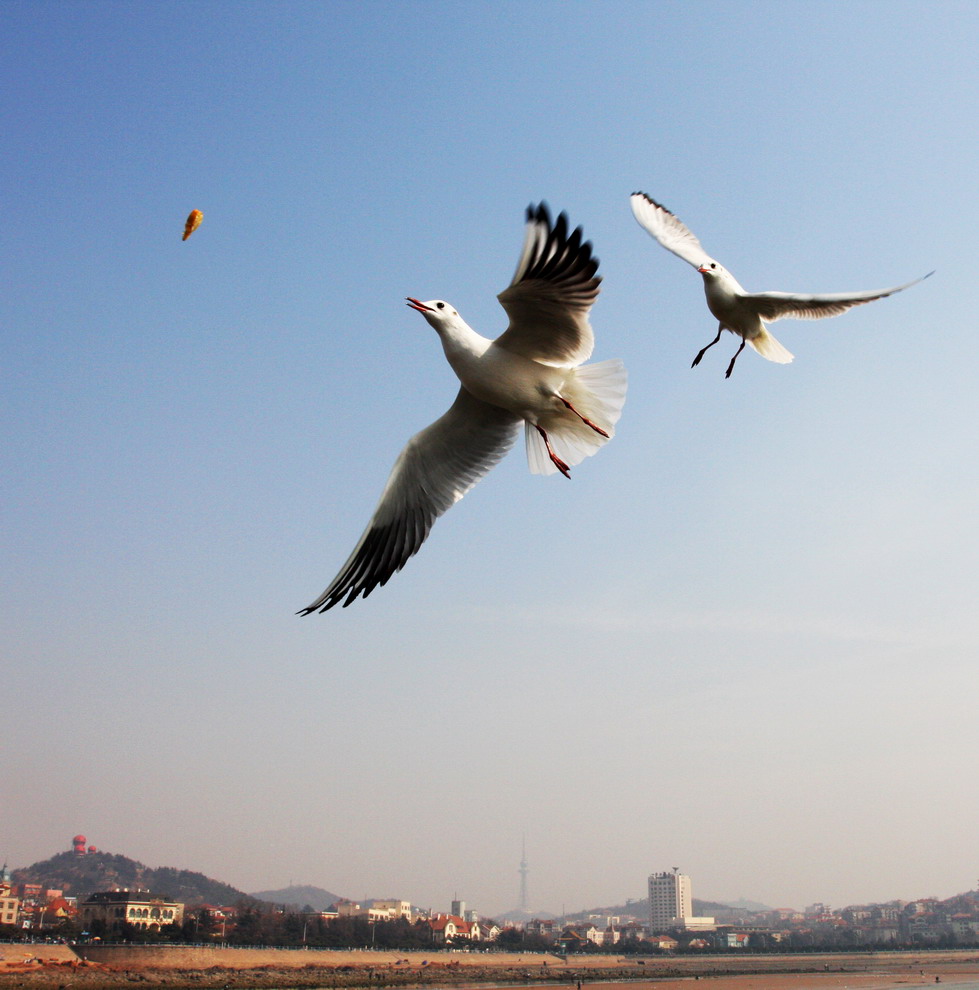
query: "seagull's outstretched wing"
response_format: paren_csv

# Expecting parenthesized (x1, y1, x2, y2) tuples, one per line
(747, 272, 934, 322)
(630, 192, 715, 270)
(495, 203, 600, 368)
(299, 389, 521, 613)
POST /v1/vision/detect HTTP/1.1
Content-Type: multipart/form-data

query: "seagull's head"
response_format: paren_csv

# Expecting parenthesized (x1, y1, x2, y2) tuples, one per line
(697, 260, 732, 283)
(405, 297, 463, 331)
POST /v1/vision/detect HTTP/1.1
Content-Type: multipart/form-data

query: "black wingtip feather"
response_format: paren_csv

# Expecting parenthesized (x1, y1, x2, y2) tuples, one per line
(298, 505, 435, 614)
(517, 203, 600, 301)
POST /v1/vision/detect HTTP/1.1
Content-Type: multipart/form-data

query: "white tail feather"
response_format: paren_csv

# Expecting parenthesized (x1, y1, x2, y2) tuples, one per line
(525, 358, 627, 475)
(749, 328, 793, 364)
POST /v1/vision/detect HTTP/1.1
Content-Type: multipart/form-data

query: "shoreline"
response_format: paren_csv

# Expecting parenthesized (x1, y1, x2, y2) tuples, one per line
(2, 946, 979, 990)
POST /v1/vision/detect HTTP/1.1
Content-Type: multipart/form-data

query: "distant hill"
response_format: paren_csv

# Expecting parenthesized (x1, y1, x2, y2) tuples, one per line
(563, 897, 647, 922)
(13, 850, 250, 907)
(250, 884, 344, 911)
(563, 896, 772, 924)
(717, 898, 772, 914)
(496, 907, 557, 923)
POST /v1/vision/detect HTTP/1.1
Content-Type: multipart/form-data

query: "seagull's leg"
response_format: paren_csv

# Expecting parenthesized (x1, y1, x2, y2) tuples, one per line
(725, 337, 747, 378)
(535, 425, 571, 479)
(692, 324, 724, 368)
(556, 397, 610, 438)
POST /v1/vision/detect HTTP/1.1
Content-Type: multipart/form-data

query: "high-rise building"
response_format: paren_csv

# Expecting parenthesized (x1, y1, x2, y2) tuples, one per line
(647, 869, 715, 932)
(648, 870, 691, 929)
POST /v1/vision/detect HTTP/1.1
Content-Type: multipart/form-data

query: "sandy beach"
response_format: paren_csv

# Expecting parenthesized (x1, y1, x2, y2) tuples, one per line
(2, 945, 979, 990)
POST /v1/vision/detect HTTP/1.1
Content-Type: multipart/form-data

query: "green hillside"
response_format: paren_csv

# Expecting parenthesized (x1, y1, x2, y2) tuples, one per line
(13, 850, 250, 906)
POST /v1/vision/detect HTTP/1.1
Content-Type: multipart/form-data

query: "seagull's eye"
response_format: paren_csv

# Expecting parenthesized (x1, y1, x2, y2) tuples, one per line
(436, 302, 445, 309)
(710, 263, 717, 269)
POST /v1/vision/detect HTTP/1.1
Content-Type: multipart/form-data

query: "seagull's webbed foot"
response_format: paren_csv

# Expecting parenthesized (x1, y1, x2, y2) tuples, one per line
(724, 337, 747, 378)
(692, 324, 724, 369)
(557, 396, 609, 438)
(535, 425, 571, 479)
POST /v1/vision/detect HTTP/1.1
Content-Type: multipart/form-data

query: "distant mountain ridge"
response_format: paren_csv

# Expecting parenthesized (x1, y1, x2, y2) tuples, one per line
(249, 884, 344, 911)
(717, 898, 772, 914)
(562, 895, 770, 922)
(13, 850, 250, 907)
(16, 847, 977, 922)
(496, 907, 557, 923)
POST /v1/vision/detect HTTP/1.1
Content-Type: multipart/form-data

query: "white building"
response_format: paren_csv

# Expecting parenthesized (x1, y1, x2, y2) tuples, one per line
(648, 871, 691, 929)
(647, 870, 714, 932)
(336, 901, 404, 922)
(372, 900, 412, 920)
(80, 890, 183, 934)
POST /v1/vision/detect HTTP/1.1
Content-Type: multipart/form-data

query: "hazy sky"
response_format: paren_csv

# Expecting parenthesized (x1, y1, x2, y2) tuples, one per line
(3, 0, 979, 919)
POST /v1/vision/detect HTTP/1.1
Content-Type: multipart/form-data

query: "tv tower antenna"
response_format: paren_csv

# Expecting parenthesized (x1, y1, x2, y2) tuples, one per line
(519, 835, 529, 911)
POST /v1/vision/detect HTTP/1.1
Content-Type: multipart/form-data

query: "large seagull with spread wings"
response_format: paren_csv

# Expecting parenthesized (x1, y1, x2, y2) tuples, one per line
(630, 192, 932, 378)
(300, 204, 626, 613)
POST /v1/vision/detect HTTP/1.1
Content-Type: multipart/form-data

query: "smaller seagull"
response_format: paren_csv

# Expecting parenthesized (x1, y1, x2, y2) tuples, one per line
(630, 192, 932, 378)
(299, 203, 627, 613)
(182, 209, 203, 241)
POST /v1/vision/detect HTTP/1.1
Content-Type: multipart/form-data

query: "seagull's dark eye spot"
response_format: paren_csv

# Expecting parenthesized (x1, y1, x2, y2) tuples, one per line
(710, 263, 717, 269)
(436, 302, 445, 309)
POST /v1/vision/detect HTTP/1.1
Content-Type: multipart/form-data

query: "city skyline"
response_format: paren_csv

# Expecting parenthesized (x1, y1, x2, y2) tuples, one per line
(4, 0, 979, 921)
(7, 838, 979, 921)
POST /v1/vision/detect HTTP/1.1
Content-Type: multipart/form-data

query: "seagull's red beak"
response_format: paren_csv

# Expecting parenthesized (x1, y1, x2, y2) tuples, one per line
(405, 297, 433, 312)
(697, 266, 710, 274)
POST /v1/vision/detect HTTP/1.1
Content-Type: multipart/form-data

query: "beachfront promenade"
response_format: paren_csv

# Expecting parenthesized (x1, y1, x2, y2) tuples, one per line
(3, 943, 979, 990)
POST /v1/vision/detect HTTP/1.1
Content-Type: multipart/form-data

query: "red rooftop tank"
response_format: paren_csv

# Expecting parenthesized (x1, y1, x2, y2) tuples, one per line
(72, 835, 87, 854)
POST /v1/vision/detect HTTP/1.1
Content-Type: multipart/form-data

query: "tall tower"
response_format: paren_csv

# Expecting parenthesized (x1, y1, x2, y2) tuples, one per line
(648, 869, 692, 930)
(518, 836, 529, 911)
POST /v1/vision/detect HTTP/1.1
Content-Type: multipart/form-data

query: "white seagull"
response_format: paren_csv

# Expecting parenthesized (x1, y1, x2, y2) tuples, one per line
(630, 192, 933, 378)
(299, 203, 627, 613)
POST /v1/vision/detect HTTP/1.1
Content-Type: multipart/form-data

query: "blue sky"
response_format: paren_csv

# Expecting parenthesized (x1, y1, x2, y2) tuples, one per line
(3, 0, 978, 917)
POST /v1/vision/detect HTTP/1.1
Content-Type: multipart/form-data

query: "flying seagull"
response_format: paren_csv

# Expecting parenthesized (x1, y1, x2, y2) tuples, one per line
(299, 203, 627, 613)
(630, 192, 932, 378)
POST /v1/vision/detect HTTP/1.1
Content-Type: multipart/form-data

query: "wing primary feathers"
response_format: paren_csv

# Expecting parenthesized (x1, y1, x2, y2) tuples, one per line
(749, 271, 935, 322)
(300, 389, 520, 614)
(629, 191, 711, 269)
(517, 207, 600, 301)
(301, 514, 428, 613)
(496, 203, 602, 366)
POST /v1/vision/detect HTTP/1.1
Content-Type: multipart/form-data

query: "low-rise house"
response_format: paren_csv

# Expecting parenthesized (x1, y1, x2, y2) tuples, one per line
(556, 928, 591, 952)
(40, 896, 75, 924)
(427, 914, 477, 942)
(853, 923, 900, 944)
(617, 922, 648, 941)
(0, 885, 19, 926)
(525, 918, 555, 940)
(558, 924, 604, 946)
(371, 899, 412, 920)
(336, 900, 393, 922)
(197, 904, 237, 937)
(717, 931, 750, 948)
(80, 890, 184, 934)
